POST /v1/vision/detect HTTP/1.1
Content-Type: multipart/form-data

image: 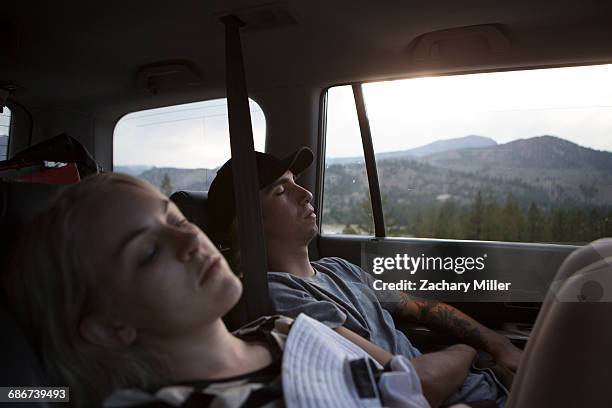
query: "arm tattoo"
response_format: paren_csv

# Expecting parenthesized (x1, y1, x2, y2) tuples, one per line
(414, 300, 489, 350)
(397, 292, 417, 315)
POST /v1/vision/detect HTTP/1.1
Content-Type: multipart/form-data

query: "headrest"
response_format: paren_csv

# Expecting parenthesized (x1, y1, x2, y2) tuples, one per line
(171, 190, 244, 331)
(169, 190, 213, 236)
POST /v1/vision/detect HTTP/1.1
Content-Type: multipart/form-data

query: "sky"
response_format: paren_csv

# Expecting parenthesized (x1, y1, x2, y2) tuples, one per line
(328, 64, 612, 158)
(114, 63, 612, 169)
(113, 99, 266, 169)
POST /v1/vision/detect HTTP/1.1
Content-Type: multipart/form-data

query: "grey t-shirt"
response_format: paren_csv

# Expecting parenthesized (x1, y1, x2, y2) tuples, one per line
(268, 257, 507, 407)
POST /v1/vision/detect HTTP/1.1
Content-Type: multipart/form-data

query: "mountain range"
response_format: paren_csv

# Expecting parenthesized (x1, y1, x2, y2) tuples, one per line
(323, 135, 612, 226)
(116, 135, 612, 209)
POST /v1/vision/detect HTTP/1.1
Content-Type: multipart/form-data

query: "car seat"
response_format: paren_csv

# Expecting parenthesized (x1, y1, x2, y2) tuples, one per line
(0, 181, 61, 408)
(507, 238, 612, 407)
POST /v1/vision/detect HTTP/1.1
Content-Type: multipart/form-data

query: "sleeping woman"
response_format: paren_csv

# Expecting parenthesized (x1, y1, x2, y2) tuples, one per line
(5, 172, 477, 407)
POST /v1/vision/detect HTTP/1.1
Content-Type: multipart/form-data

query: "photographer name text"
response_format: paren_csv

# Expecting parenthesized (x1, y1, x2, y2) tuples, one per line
(372, 279, 511, 292)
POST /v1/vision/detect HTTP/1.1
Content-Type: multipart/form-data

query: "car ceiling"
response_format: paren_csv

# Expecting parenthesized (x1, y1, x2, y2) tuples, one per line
(3, 0, 612, 115)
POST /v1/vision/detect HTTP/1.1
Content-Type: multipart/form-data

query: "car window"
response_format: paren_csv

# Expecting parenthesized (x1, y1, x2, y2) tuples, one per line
(113, 98, 265, 195)
(322, 86, 373, 235)
(0, 107, 11, 161)
(322, 64, 612, 244)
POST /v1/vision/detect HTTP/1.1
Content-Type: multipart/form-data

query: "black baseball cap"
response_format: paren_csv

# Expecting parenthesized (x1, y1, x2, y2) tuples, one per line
(207, 147, 314, 238)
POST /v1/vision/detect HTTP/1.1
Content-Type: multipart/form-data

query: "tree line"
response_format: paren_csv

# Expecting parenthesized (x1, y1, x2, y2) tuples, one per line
(337, 191, 612, 244)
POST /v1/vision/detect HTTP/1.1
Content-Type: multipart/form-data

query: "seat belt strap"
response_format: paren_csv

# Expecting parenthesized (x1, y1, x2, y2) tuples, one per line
(222, 15, 272, 322)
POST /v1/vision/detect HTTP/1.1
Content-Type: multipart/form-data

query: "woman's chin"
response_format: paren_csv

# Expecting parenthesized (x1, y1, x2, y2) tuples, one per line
(218, 274, 244, 315)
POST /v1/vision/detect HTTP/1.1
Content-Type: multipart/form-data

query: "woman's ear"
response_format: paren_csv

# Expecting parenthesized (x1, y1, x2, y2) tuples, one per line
(79, 315, 137, 349)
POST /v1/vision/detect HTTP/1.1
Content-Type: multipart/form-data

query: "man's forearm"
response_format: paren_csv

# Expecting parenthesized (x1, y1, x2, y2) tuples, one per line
(334, 326, 393, 366)
(411, 344, 476, 407)
(335, 325, 474, 407)
(397, 293, 508, 353)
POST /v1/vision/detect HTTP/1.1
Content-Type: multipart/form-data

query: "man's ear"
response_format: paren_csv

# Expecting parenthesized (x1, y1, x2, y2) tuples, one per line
(79, 315, 137, 349)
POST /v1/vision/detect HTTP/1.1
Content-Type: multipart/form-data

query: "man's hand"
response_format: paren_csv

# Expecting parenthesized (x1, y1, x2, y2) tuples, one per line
(411, 344, 477, 407)
(396, 292, 524, 371)
(488, 336, 523, 372)
(335, 325, 477, 408)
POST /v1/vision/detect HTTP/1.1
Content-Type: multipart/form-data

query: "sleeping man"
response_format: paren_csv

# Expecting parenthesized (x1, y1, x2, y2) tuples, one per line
(208, 147, 522, 407)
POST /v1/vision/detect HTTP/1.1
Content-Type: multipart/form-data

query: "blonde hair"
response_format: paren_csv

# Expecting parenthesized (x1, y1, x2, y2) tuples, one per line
(5, 173, 168, 407)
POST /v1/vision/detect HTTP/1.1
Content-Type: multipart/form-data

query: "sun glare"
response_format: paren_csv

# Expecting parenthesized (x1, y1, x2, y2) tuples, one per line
(326, 63, 612, 156)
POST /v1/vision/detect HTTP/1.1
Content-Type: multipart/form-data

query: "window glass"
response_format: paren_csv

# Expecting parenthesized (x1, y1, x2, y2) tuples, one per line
(114, 99, 265, 195)
(0, 107, 11, 161)
(322, 85, 373, 235)
(323, 65, 612, 243)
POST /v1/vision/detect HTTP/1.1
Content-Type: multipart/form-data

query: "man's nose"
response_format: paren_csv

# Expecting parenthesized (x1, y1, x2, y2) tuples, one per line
(297, 184, 313, 205)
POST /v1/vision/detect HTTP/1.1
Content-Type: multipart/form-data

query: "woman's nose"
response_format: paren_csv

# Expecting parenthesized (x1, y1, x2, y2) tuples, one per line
(173, 228, 200, 262)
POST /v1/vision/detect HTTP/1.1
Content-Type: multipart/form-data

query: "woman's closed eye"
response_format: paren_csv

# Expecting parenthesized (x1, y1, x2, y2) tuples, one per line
(274, 186, 286, 196)
(138, 241, 159, 267)
(169, 215, 189, 228)
(175, 218, 189, 227)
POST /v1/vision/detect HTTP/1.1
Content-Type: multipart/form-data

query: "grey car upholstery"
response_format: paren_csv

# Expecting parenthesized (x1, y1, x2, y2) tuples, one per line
(507, 238, 612, 408)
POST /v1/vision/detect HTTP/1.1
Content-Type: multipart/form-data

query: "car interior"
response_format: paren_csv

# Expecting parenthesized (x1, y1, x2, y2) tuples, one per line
(1, 1, 612, 407)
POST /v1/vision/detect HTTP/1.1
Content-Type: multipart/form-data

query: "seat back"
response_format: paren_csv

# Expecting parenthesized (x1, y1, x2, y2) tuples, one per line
(508, 238, 612, 408)
(0, 181, 62, 406)
(0, 181, 61, 272)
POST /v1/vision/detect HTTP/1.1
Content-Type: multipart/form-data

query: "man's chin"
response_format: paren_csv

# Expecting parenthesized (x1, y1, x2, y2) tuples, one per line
(305, 224, 319, 243)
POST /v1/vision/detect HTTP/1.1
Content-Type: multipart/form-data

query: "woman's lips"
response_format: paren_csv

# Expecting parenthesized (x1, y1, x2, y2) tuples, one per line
(199, 255, 222, 285)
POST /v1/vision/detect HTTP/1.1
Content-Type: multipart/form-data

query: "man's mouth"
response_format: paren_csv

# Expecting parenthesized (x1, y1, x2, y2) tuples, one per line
(304, 207, 316, 220)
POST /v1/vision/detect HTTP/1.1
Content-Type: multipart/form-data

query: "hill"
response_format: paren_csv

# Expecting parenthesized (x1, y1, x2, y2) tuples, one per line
(420, 135, 612, 205)
(322, 135, 612, 228)
(114, 164, 154, 177)
(379, 135, 497, 159)
(136, 166, 218, 192)
(328, 135, 496, 164)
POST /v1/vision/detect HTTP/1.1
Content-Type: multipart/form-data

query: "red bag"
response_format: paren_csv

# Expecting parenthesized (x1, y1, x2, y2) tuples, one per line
(0, 161, 80, 184)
